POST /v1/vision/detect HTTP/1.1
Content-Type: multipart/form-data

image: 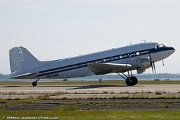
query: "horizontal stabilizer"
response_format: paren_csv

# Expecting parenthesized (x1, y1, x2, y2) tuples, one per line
(11, 73, 37, 79)
(88, 63, 132, 74)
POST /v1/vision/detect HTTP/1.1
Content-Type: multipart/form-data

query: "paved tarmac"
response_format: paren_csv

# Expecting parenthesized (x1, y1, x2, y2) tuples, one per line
(0, 84, 180, 94)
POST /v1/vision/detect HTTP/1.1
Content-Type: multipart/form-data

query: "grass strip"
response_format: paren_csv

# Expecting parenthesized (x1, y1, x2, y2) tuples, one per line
(0, 110, 180, 120)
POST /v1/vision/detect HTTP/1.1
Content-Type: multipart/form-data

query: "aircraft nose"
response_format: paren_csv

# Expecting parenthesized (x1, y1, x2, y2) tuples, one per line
(168, 47, 175, 56)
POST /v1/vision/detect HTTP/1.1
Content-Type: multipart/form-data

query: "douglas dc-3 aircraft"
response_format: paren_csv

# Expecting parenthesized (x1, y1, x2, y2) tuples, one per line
(9, 42, 175, 86)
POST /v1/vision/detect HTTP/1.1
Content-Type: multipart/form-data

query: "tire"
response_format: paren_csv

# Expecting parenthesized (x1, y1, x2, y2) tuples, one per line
(32, 82, 37, 86)
(131, 76, 138, 85)
(126, 77, 134, 86)
(126, 76, 138, 86)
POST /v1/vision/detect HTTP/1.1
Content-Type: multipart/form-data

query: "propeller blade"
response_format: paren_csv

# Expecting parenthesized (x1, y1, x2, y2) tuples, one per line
(149, 54, 154, 74)
(162, 60, 165, 66)
(152, 62, 156, 74)
(150, 61, 154, 74)
(149, 53, 157, 74)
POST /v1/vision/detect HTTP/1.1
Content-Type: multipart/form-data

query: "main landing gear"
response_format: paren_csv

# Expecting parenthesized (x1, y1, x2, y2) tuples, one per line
(118, 71, 138, 86)
(32, 78, 40, 86)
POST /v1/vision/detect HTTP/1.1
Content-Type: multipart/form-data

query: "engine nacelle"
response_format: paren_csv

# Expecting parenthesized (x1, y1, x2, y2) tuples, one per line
(136, 57, 151, 74)
(129, 57, 151, 74)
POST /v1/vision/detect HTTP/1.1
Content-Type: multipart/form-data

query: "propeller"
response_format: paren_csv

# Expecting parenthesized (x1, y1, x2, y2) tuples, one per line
(149, 53, 156, 74)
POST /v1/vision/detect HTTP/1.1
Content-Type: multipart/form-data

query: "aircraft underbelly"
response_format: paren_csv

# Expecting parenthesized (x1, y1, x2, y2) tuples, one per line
(39, 67, 95, 79)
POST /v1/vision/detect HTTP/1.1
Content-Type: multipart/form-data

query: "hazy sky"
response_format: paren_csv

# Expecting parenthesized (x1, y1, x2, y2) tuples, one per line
(0, 0, 179, 74)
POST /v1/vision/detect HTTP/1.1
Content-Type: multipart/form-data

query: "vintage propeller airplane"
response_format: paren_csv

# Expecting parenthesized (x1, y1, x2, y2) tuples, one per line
(9, 42, 175, 86)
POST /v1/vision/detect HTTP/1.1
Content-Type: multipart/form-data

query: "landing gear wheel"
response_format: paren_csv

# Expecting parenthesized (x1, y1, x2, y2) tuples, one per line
(131, 76, 138, 85)
(126, 77, 134, 86)
(126, 76, 138, 86)
(32, 81, 37, 86)
(118, 73, 139, 86)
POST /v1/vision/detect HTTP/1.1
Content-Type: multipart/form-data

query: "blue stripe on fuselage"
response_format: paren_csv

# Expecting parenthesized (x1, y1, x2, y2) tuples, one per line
(36, 47, 173, 77)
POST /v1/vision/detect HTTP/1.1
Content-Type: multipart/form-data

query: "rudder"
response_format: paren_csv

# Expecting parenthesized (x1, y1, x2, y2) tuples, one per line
(9, 47, 40, 73)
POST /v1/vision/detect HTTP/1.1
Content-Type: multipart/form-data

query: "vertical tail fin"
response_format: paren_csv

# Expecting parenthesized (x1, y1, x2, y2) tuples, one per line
(9, 47, 40, 73)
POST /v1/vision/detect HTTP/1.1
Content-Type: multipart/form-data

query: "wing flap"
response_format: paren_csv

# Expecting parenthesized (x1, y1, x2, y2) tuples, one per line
(88, 63, 132, 74)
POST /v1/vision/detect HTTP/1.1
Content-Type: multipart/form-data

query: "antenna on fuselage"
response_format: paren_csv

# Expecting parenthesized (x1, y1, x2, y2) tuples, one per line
(142, 40, 146, 43)
(129, 42, 132, 45)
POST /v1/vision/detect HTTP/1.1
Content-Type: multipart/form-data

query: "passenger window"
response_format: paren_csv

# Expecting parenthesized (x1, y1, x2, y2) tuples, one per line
(136, 52, 140, 56)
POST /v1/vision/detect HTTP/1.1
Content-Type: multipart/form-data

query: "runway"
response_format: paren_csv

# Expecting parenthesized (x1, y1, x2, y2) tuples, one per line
(0, 84, 180, 99)
(0, 84, 180, 93)
(1, 84, 180, 111)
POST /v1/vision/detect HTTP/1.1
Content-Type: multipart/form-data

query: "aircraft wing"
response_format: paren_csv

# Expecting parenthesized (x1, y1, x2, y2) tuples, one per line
(88, 63, 132, 74)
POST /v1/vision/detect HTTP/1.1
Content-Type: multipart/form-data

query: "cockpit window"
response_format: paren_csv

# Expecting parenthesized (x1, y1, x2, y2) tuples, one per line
(155, 45, 158, 49)
(158, 44, 165, 48)
(155, 44, 165, 49)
